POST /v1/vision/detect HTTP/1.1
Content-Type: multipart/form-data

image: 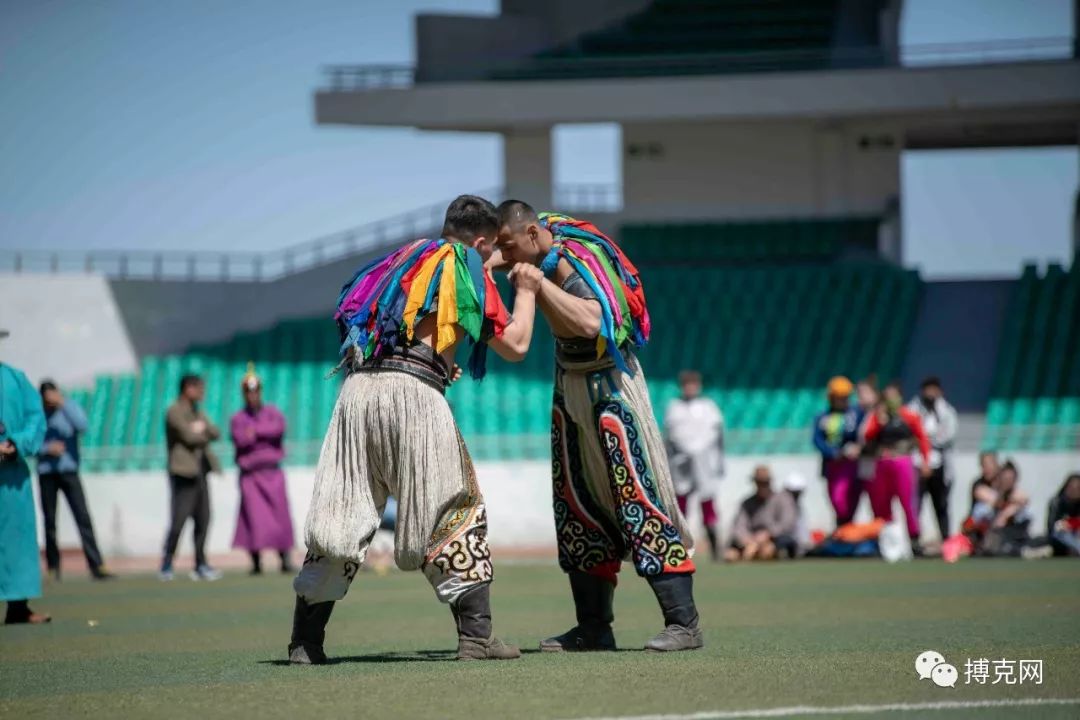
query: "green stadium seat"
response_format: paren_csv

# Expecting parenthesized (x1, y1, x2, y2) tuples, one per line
(986, 399, 1008, 426)
(982, 266, 1079, 450)
(71, 243, 937, 469)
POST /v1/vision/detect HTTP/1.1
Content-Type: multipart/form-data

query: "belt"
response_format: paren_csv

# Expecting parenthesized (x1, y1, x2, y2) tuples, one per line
(356, 346, 449, 394)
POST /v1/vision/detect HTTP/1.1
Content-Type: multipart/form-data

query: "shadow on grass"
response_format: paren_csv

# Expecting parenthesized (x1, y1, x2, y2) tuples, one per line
(260, 646, 639, 666)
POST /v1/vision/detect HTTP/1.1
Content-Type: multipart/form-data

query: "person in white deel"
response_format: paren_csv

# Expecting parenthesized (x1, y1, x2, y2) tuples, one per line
(665, 370, 724, 561)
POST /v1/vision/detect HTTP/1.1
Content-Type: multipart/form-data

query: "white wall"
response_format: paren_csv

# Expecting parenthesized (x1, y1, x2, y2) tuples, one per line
(40, 452, 1079, 561)
(0, 273, 137, 388)
(621, 120, 900, 221)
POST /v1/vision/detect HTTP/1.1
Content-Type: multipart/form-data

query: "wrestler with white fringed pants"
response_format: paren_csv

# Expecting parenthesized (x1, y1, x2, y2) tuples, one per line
(289, 195, 543, 664)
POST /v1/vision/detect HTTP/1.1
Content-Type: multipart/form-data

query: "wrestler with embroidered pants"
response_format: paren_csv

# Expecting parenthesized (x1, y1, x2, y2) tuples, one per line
(493, 201, 702, 653)
(290, 196, 542, 664)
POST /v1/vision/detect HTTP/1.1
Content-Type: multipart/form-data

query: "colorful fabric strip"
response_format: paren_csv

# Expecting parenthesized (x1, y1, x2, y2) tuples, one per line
(335, 239, 509, 379)
(538, 213, 650, 375)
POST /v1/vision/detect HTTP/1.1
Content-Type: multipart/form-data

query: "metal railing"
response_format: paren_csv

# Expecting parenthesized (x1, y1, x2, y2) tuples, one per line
(553, 183, 622, 213)
(321, 64, 414, 91)
(900, 36, 1075, 66)
(0, 184, 622, 282)
(318, 37, 1076, 91)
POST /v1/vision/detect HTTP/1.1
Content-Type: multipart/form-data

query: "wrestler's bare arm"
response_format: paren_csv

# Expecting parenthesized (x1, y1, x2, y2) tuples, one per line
(488, 264, 542, 362)
(537, 277, 601, 339)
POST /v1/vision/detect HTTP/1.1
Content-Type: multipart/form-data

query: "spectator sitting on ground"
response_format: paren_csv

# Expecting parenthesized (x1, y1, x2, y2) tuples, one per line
(1046, 473, 1080, 557)
(960, 460, 1031, 557)
(724, 466, 799, 562)
(971, 450, 1000, 511)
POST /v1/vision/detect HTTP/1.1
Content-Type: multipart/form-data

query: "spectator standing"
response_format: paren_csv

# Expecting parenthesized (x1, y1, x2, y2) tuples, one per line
(0, 338, 50, 625)
(854, 376, 880, 484)
(724, 466, 799, 561)
(230, 365, 295, 575)
(812, 376, 863, 526)
(36, 381, 113, 581)
(907, 377, 958, 540)
(161, 374, 222, 581)
(862, 382, 930, 555)
(665, 370, 724, 561)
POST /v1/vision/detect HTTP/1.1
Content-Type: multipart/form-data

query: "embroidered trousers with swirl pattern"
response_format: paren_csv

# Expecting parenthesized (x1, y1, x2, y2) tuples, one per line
(551, 355, 695, 584)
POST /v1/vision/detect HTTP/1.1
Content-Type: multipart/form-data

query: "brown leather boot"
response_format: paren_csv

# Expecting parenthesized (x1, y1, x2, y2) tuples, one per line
(451, 585, 520, 661)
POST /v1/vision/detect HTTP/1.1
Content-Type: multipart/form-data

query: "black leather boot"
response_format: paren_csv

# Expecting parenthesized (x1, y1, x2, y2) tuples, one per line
(644, 573, 703, 652)
(288, 596, 334, 664)
(451, 584, 520, 660)
(540, 571, 617, 652)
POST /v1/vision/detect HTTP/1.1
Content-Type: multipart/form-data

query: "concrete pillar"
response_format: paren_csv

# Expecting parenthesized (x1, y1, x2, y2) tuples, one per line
(1074, 0, 1080, 59)
(879, 0, 904, 65)
(814, 124, 848, 215)
(1074, 125, 1079, 263)
(881, 194, 902, 265)
(503, 128, 552, 209)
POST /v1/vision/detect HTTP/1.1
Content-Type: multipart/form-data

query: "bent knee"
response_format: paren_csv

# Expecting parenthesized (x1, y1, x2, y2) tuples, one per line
(293, 553, 360, 603)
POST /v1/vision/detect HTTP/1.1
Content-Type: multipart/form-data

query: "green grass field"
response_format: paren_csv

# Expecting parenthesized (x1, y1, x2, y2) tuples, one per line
(2, 559, 1079, 719)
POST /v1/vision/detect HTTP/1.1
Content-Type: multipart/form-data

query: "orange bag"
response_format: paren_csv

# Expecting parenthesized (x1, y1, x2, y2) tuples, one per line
(833, 518, 886, 543)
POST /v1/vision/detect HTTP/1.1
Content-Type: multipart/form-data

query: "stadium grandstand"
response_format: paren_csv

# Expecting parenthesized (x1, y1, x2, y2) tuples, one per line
(1, 0, 1077, 556)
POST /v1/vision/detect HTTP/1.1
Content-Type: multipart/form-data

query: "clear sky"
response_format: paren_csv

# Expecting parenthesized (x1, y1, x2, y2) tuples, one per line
(0, 0, 1075, 279)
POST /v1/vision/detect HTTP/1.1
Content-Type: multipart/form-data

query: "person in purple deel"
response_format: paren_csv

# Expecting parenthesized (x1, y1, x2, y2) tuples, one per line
(231, 364, 295, 575)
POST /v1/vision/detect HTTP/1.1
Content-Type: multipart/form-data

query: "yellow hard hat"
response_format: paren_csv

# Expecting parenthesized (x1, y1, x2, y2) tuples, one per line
(827, 376, 853, 398)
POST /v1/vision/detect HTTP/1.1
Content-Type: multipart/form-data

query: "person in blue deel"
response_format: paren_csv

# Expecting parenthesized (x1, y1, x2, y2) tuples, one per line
(0, 329, 51, 625)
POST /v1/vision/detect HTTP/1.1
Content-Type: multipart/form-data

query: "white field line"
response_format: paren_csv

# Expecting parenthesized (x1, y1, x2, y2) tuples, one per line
(563, 697, 1080, 720)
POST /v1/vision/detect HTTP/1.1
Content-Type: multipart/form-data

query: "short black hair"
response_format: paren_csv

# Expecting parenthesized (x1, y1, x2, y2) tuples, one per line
(179, 374, 203, 395)
(39, 380, 58, 396)
(441, 195, 498, 242)
(496, 199, 537, 229)
(920, 376, 942, 390)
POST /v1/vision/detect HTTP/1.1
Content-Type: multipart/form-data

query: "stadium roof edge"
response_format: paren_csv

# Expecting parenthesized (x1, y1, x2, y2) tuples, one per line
(314, 58, 1080, 138)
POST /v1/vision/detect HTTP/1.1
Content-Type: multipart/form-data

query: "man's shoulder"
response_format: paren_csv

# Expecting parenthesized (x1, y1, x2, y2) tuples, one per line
(1, 364, 32, 388)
